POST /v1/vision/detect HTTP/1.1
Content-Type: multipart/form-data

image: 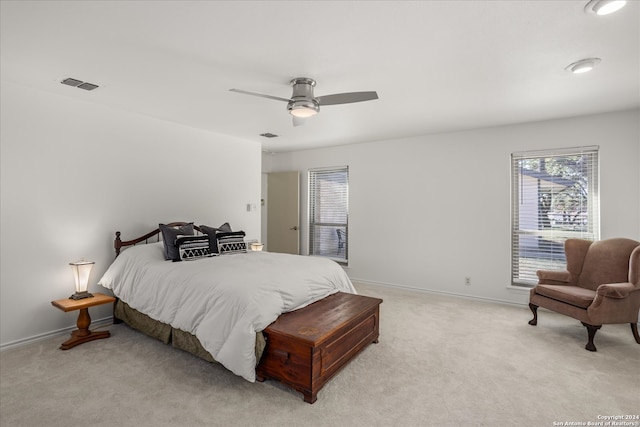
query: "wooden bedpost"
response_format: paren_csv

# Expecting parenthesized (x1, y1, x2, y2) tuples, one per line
(112, 297, 123, 324)
(115, 231, 122, 257)
(113, 231, 123, 324)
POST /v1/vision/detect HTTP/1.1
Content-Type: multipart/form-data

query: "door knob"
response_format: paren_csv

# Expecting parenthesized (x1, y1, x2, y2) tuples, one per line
(290, 226, 298, 231)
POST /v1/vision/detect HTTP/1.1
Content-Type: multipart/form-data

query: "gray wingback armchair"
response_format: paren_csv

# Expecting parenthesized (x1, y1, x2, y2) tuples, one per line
(528, 237, 640, 351)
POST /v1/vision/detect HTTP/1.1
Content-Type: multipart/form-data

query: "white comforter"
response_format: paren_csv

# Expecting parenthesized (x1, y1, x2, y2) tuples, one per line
(98, 243, 356, 382)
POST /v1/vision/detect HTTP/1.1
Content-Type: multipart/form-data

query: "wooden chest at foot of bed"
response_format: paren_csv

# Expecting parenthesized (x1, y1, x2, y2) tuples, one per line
(256, 292, 382, 403)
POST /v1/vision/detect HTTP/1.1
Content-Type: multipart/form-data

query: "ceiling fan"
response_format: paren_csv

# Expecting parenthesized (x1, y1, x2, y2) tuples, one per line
(230, 77, 378, 126)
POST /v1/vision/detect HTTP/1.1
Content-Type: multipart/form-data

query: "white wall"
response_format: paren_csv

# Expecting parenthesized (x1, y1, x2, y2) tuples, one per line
(264, 109, 640, 305)
(0, 81, 262, 347)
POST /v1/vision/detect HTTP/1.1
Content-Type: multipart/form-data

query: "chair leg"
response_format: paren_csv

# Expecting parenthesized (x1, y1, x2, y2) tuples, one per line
(581, 322, 601, 352)
(631, 323, 640, 344)
(528, 303, 538, 326)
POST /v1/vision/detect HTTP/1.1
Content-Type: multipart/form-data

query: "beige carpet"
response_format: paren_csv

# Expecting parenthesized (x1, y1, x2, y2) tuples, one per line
(1, 282, 639, 427)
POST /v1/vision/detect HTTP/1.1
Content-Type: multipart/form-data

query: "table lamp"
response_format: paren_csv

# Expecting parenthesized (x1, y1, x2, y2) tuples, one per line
(69, 260, 94, 300)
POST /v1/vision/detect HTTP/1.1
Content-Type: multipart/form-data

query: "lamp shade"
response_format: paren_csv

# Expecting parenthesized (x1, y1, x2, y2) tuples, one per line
(69, 260, 94, 300)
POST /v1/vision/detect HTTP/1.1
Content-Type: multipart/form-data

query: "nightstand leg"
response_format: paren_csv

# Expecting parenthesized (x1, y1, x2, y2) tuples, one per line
(76, 307, 91, 337)
(60, 308, 111, 350)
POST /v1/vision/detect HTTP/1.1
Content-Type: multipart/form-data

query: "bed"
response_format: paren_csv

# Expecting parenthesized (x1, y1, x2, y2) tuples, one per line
(97, 222, 357, 383)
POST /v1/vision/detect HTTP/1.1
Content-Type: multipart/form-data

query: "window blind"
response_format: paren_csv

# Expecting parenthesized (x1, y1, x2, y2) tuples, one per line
(308, 167, 349, 264)
(511, 146, 599, 286)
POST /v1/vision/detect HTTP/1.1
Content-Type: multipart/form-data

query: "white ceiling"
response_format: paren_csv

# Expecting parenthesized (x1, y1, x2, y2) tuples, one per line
(1, 1, 638, 153)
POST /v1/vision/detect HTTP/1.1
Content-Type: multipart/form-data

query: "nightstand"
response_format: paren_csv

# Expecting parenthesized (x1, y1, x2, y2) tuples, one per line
(51, 292, 116, 350)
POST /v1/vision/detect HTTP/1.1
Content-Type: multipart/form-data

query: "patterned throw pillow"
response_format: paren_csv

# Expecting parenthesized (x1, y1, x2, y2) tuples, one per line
(175, 235, 213, 261)
(216, 231, 247, 255)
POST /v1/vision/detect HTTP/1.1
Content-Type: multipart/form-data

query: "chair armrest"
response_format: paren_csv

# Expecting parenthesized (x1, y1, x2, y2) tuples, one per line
(596, 282, 637, 299)
(536, 270, 572, 285)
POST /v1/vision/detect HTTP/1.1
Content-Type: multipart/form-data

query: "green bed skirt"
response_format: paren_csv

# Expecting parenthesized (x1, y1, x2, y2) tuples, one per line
(114, 300, 266, 365)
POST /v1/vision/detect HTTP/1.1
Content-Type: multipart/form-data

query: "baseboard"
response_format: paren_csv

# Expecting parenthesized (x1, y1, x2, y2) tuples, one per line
(350, 277, 529, 308)
(1, 297, 635, 351)
(0, 316, 114, 352)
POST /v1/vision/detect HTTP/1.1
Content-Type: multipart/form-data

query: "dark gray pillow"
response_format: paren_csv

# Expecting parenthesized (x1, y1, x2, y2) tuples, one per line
(159, 223, 194, 261)
(199, 222, 232, 253)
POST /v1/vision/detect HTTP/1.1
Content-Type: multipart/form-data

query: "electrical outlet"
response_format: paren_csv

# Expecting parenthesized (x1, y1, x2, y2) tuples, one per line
(465, 277, 471, 285)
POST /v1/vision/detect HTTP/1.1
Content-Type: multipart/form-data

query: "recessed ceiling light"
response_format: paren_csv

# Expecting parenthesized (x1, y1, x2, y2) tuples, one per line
(584, 0, 627, 15)
(565, 58, 602, 74)
(260, 133, 278, 138)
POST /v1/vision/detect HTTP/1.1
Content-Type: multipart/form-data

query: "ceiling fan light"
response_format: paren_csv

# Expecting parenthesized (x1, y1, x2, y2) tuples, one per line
(288, 100, 319, 118)
(565, 58, 601, 74)
(585, 0, 627, 15)
(290, 108, 317, 118)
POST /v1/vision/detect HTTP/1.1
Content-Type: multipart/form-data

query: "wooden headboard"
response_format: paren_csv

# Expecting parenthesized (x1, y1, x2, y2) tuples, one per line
(114, 222, 203, 257)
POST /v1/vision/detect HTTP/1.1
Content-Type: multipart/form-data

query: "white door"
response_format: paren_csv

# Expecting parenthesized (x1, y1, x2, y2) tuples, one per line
(266, 171, 300, 254)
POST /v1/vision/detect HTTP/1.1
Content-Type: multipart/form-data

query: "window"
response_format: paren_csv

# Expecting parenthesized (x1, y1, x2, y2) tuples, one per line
(308, 166, 349, 264)
(511, 146, 599, 286)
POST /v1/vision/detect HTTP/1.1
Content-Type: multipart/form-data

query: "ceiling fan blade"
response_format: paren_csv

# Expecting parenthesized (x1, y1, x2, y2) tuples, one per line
(229, 88, 291, 103)
(316, 91, 378, 106)
(292, 116, 306, 127)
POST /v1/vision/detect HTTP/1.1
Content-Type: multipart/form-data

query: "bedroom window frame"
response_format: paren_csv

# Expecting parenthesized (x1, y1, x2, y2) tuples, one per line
(308, 166, 349, 265)
(510, 146, 600, 287)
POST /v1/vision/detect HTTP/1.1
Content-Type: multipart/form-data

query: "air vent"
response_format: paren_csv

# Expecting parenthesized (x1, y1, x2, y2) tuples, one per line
(61, 78, 83, 87)
(260, 133, 278, 138)
(77, 82, 99, 91)
(61, 78, 99, 91)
